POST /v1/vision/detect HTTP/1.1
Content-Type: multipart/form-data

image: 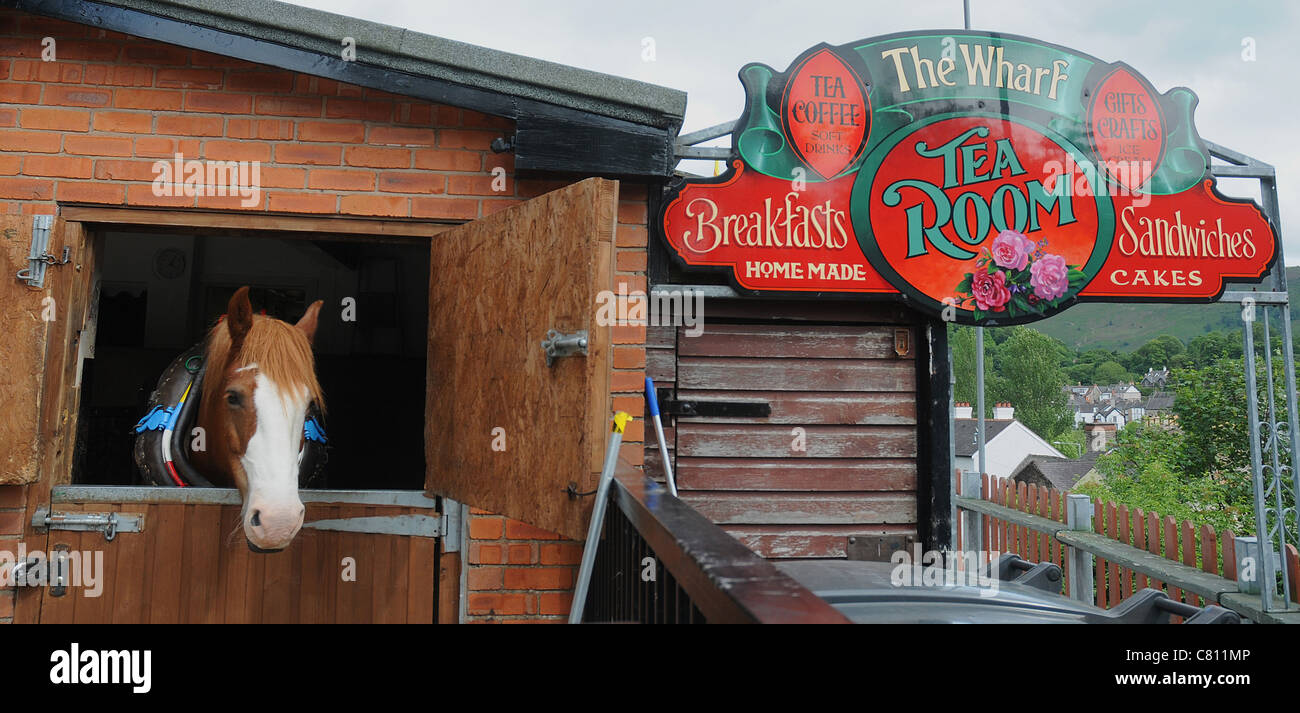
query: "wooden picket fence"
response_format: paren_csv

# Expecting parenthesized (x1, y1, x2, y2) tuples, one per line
(957, 474, 1300, 614)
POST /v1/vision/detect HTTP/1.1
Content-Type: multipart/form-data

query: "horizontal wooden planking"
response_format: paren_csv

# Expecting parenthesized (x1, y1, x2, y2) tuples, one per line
(677, 424, 916, 459)
(646, 325, 675, 349)
(682, 492, 916, 525)
(646, 348, 676, 383)
(677, 357, 915, 392)
(34, 500, 437, 623)
(678, 325, 908, 359)
(686, 301, 916, 323)
(644, 441, 674, 482)
(675, 390, 916, 425)
(725, 524, 918, 559)
(676, 458, 916, 492)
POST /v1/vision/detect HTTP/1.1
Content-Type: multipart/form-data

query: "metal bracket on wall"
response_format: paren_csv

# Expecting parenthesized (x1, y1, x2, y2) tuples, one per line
(16, 215, 70, 289)
(541, 329, 588, 367)
(846, 534, 917, 562)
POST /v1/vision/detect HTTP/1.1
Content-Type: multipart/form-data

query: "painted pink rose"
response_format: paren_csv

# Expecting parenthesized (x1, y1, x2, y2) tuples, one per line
(990, 230, 1032, 271)
(971, 269, 1011, 312)
(1030, 253, 1069, 301)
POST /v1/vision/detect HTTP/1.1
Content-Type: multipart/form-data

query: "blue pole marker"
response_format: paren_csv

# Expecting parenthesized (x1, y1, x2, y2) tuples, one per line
(645, 376, 678, 497)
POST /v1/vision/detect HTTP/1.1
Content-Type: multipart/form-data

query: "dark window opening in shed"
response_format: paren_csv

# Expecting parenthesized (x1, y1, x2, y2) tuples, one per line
(74, 230, 430, 491)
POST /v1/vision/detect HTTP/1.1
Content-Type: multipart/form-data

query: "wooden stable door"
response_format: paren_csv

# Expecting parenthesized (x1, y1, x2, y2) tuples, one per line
(424, 178, 617, 541)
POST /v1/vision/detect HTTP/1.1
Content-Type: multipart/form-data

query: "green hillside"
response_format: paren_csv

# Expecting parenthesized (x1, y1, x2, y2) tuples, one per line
(1031, 267, 1300, 352)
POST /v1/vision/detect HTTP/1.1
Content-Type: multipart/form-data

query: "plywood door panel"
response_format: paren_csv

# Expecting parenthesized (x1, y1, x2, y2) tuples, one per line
(425, 178, 617, 541)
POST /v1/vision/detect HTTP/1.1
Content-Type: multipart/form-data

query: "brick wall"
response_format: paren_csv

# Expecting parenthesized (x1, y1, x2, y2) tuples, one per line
(0, 7, 649, 623)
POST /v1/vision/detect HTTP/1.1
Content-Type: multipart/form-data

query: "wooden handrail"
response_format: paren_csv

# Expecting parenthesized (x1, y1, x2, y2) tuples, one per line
(609, 462, 850, 624)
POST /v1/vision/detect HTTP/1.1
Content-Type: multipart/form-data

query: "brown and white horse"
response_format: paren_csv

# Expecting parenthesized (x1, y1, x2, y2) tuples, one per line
(191, 287, 324, 552)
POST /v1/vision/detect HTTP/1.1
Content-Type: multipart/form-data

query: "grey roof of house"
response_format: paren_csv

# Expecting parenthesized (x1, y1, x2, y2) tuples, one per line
(953, 419, 1016, 457)
(88, 0, 688, 129)
(1011, 452, 1100, 491)
(1145, 393, 1175, 410)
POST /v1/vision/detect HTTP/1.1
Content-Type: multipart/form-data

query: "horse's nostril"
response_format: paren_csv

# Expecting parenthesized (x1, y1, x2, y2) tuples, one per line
(250, 510, 262, 527)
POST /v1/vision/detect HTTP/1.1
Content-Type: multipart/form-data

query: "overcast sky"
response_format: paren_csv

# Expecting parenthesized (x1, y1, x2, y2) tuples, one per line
(287, 0, 1300, 265)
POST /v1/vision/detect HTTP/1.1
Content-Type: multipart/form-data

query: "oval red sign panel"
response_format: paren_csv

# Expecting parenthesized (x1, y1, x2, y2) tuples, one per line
(781, 48, 870, 180)
(1089, 66, 1165, 193)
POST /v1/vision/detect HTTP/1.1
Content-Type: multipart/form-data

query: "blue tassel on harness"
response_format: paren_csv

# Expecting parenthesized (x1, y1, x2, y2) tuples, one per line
(133, 405, 175, 433)
(304, 416, 328, 444)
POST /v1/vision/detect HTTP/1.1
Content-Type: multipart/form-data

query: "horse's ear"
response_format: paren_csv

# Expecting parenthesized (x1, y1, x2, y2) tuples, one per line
(296, 300, 324, 345)
(226, 286, 254, 352)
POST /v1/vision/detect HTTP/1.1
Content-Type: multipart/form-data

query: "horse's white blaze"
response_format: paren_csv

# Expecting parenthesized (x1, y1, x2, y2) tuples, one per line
(241, 372, 308, 548)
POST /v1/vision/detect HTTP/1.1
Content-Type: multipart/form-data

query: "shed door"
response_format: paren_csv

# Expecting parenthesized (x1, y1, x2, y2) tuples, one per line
(425, 178, 616, 541)
(658, 323, 920, 559)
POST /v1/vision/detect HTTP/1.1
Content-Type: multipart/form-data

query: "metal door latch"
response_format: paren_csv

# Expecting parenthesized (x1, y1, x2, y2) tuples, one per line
(16, 215, 70, 289)
(542, 329, 588, 367)
(656, 389, 772, 418)
(31, 505, 144, 542)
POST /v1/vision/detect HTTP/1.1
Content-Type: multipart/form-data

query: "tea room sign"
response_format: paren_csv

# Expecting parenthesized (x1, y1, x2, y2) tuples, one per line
(658, 31, 1277, 324)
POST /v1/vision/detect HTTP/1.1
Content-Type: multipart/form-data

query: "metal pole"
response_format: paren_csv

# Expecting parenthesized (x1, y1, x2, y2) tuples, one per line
(976, 327, 986, 480)
(1242, 307, 1277, 612)
(1262, 310, 1292, 605)
(569, 412, 629, 624)
(1066, 493, 1094, 604)
(644, 377, 678, 496)
(961, 469, 984, 567)
(963, 0, 971, 30)
(1261, 174, 1300, 600)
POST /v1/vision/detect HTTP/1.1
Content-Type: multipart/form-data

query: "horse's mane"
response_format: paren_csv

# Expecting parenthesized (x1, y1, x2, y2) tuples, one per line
(203, 314, 325, 411)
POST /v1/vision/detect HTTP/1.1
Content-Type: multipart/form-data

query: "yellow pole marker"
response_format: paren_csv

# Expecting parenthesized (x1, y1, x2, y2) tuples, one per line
(613, 411, 631, 434)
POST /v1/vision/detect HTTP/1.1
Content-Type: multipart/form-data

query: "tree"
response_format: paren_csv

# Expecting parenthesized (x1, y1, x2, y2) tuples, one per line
(1131, 335, 1184, 372)
(993, 327, 1073, 440)
(1093, 360, 1129, 385)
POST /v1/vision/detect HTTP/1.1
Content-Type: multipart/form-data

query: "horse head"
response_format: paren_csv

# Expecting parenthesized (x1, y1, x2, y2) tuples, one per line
(195, 287, 324, 552)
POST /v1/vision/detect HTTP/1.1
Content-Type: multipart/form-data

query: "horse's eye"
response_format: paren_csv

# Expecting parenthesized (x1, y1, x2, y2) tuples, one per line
(226, 391, 242, 407)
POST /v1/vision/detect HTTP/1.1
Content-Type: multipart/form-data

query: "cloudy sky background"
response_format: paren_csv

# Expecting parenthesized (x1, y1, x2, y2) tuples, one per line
(288, 0, 1300, 265)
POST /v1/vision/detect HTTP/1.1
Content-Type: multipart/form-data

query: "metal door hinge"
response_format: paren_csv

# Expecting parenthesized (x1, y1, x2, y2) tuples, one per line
(542, 329, 588, 367)
(31, 505, 144, 542)
(16, 215, 70, 289)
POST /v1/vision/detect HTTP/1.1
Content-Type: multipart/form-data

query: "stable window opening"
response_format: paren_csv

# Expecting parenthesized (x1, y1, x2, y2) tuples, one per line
(74, 229, 430, 491)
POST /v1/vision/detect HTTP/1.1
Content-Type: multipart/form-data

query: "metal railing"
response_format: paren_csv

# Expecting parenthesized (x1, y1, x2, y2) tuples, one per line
(579, 462, 850, 624)
(956, 472, 1300, 624)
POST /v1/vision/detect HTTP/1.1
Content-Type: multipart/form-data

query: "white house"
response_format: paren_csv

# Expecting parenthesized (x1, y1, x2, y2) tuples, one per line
(952, 402, 1066, 479)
